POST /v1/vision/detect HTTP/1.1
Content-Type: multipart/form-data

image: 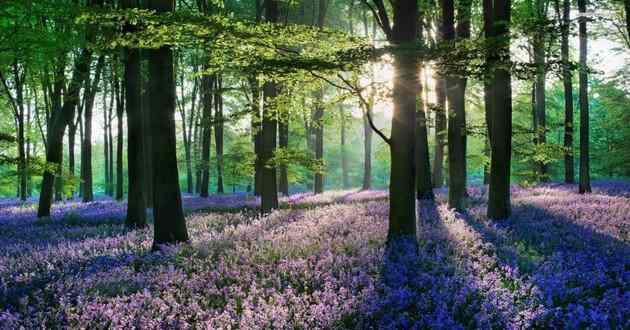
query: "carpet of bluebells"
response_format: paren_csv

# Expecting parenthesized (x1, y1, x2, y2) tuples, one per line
(0, 181, 628, 329)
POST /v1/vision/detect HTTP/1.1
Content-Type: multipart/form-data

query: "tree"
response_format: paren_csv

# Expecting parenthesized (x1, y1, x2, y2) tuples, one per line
(578, 0, 591, 194)
(260, 0, 280, 214)
(486, 0, 513, 220)
(214, 75, 225, 194)
(532, 0, 549, 182)
(443, 0, 471, 210)
(81, 55, 105, 202)
(365, 0, 420, 239)
(123, 0, 146, 228)
(340, 106, 350, 189)
(147, 0, 188, 248)
(558, 0, 574, 183)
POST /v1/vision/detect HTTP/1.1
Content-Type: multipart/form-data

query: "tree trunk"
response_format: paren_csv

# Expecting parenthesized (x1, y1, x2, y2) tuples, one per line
(486, 0, 513, 220)
(116, 76, 124, 200)
(214, 75, 225, 194)
(261, 0, 280, 214)
(250, 77, 263, 196)
(148, 0, 188, 248)
(104, 86, 111, 196)
(561, 0, 574, 183)
(123, 0, 146, 228)
(416, 77, 433, 200)
(362, 106, 372, 190)
(278, 113, 289, 195)
(340, 107, 349, 189)
(141, 50, 153, 208)
(433, 77, 446, 188)
(578, 0, 591, 193)
(533, 0, 547, 181)
(38, 48, 93, 218)
(313, 90, 324, 194)
(200, 73, 213, 197)
(625, 0, 630, 45)
(388, 0, 419, 239)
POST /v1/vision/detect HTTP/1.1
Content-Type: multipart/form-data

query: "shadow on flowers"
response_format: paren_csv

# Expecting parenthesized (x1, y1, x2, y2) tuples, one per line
(339, 201, 509, 329)
(458, 201, 629, 328)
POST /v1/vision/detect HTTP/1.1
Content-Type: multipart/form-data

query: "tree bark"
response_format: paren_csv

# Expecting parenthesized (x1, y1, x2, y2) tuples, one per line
(561, 0, 574, 183)
(578, 0, 591, 193)
(123, 0, 146, 228)
(313, 90, 324, 194)
(115, 73, 124, 200)
(278, 111, 289, 195)
(533, 0, 548, 181)
(433, 76, 446, 188)
(416, 76, 433, 200)
(200, 73, 213, 197)
(625, 0, 630, 44)
(261, 0, 280, 214)
(362, 105, 372, 190)
(388, 0, 419, 239)
(214, 75, 225, 194)
(487, 0, 513, 220)
(340, 107, 349, 189)
(148, 0, 189, 248)
(250, 77, 263, 196)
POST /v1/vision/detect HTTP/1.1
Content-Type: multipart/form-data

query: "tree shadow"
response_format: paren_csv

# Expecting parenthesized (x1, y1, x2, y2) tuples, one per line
(457, 198, 629, 328)
(338, 201, 512, 329)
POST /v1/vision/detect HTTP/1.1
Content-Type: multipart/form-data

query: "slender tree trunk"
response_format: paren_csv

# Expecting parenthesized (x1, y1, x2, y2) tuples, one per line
(416, 76, 433, 200)
(200, 73, 213, 197)
(250, 77, 263, 196)
(313, 90, 324, 194)
(561, 0, 574, 183)
(433, 77, 446, 188)
(487, 0, 513, 220)
(578, 0, 591, 193)
(123, 0, 146, 228)
(625, 0, 630, 44)
(278, 112, 289, 195)
(340, 107, 349, 189)
(116, 77, 124, 200)
(533, 0, 547, 181)
(148, 0, 188, 248)
(362, 106, 372, 190)
(214, 76, 225, 194)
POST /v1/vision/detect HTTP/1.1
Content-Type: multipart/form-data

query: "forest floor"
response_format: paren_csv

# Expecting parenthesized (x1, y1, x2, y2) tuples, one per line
(0, 181, 628, 329)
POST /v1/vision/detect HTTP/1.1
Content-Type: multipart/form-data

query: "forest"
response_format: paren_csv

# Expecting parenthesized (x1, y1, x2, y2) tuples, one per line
(0, 0, 629, 328)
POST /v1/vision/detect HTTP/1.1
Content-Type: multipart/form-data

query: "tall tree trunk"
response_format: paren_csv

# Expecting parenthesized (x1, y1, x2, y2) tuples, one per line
(340, 107, 349, 189)
(561, 0, 574, 183)
(214, 75, 225, 194)
(487, 0, 513, 220)
(313, 90, 324, 194)
(416, 76, 433, 200)
(250, 77, 263, 196)
(115, 76, 124, 200)
(38, 48, 93, 218)
(81, 55, 105, 202)
(362, 105, 372, 190)
(625, 0, 630, 44)
(123, 0, 146, 228)
(148, 0, 188, 248)
(278, 112, 289, 195)
(533, 0, 547, 181)
(388, 0, 419, 239)
(200, 73, 213, 197)
(433, 77, 446, 188)
(141, 50, 153, 208)
(261, 0, 280, 214)
(578, 0, 591, 193)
